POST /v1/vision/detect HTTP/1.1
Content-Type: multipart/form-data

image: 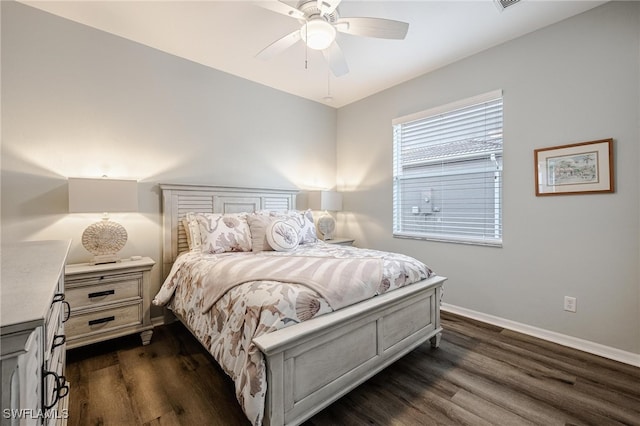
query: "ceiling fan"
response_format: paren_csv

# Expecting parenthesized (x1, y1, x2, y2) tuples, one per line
(255, 0, 409, 77)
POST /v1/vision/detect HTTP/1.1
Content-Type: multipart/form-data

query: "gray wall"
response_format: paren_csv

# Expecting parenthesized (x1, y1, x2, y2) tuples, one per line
(336, 1, 640, 354)
(2, 1, 639, 355)
(1, 2, 337, 317)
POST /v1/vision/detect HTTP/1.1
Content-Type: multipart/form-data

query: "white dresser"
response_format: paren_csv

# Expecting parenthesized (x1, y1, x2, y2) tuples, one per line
(1, 240, 71, 426)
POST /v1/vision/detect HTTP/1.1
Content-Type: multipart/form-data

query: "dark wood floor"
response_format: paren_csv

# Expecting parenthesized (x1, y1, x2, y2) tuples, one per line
(66, 312, 640, 425)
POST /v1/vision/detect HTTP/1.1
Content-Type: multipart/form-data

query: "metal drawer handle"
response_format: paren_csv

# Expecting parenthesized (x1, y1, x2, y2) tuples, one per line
(62, 301, 71, 323)
(88, 289, 115, 298)
(52, 334, 66, 351)
(57, 376, 69, 400)
(88, 316, 115, 326)
(43, 371, 68, 410)
(52, 293, 65, 303)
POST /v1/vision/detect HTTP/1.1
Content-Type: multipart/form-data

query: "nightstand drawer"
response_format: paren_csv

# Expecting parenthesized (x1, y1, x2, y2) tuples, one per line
(66, 274, 142, 311)
(66, 303, 142, 340)
(66, 273, 142, 309)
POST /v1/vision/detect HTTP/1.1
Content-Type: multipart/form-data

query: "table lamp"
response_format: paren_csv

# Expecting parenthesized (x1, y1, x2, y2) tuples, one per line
(68, 177, 138, 264)
(308, 190, 342, 240)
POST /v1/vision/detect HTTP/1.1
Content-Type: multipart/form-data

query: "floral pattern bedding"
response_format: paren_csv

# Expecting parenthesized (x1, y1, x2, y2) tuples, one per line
(153, 242, 432, 426)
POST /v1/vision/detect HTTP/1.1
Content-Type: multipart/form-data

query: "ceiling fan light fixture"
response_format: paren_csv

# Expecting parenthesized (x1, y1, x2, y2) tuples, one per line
(301, 20, 336, 50)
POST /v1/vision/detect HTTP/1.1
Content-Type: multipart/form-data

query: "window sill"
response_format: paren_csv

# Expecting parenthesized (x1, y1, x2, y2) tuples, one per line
(393, 232, 503, 248)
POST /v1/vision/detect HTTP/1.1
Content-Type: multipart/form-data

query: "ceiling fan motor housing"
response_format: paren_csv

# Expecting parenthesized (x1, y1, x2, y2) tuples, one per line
(298, 1, 339, 50)
(298, 0, 339, 22)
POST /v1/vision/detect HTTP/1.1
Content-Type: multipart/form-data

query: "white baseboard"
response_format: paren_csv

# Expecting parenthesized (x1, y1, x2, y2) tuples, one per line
(151, 306, 639, 367)
(441, 303, 640, 368)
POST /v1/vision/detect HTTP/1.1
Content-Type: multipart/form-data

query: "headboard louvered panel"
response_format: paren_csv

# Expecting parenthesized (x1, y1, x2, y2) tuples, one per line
(161, 184, 298, 278)
(263, 196, 293, 211)
(176, 194, 215, 255)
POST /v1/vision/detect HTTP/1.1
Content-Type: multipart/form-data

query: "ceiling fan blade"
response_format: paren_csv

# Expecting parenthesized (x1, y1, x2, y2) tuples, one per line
(255, 1, 305, 19)
(335, 17, 409, 39)
(317, 0, 342, 16)
(256, 30, 301, 61)
(323, 42, 349, 77)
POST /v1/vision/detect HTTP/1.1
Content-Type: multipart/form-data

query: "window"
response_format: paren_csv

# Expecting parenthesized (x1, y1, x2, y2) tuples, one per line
(392, 90, 503, 246)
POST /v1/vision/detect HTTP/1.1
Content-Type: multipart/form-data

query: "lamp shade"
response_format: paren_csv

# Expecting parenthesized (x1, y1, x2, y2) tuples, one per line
(68, 178, 138, 213)
(308, 190, 342, 212)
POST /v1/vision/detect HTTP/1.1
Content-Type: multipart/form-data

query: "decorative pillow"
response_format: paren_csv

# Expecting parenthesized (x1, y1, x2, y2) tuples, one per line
(253, 209, 317, 244)
(182, 217, 202, 251)
(283, 210, 317, 244)
(266, 219, 300, 252)
(188, 212, 252, 254)
(246, 214, 274, 252)
(298, 209, 318, 244)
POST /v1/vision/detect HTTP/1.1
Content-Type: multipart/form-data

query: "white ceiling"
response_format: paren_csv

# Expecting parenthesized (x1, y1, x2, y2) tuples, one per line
(20, 0, 607, 108)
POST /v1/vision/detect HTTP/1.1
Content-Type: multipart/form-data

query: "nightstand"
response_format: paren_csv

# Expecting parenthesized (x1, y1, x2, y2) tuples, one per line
(325, 237, 355, 246)
(64, 257, 155, 349)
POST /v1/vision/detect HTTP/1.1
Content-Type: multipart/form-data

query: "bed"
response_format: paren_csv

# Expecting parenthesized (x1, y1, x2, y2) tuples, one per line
(155, 184, 446, 426)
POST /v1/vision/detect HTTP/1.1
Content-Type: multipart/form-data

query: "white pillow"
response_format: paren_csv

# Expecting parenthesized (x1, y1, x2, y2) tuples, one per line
(266, 219, 300, 252)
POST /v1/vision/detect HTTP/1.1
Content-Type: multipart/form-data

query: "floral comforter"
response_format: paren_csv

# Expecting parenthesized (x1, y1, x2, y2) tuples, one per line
(153, 242, 432, 425)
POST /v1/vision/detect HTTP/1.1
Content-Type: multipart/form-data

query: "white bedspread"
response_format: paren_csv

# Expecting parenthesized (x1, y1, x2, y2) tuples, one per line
(153, 242, 432, 426)
(200, 254, 383, 313)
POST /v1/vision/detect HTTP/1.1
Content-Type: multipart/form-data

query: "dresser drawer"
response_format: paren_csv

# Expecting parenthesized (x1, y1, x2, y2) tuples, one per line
(45, 295, 64, 362)
(66, 303, 142, 340)
(43, 340, 67, 413)
(66, 273, 142, 309)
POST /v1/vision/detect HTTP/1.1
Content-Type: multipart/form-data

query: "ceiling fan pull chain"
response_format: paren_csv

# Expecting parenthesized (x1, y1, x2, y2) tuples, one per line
(326, 50, 331, 96)
(323, 51, 333, 103)
(304, 22, 308, 70)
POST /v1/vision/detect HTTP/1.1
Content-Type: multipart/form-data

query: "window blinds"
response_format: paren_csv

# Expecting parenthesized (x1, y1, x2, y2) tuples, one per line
(392, 90, 503, 246)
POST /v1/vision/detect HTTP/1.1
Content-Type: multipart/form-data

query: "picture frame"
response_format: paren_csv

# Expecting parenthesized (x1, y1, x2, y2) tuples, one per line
(534, 138, 614, 196)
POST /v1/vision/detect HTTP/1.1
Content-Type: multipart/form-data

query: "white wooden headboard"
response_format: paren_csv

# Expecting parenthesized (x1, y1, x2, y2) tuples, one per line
(160, 184, 298, 278)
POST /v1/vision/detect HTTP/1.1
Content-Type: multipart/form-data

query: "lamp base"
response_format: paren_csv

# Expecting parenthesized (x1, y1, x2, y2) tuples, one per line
(317, 213, 336, 240)
(82, 218, 128, 264)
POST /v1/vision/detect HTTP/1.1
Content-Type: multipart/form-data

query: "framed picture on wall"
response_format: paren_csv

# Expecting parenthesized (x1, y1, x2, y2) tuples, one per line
(534, 138, 614, 196)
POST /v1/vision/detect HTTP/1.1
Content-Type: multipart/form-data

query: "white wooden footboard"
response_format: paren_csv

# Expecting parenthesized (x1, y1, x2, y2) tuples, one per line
(253, 275, 446, 426)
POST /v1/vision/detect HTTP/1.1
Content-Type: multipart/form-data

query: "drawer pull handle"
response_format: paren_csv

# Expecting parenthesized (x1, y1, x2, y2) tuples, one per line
(43, 371, 69, 409)
(88, 316, 115, 326)
(52, 334, 66, 351)
(62, 301, 71, 323)
(52, 293, 65, 303)
(88, 289, 115, 298)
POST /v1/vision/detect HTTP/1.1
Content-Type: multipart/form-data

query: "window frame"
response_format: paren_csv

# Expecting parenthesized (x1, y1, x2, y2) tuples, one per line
(392, 90, 503, 247)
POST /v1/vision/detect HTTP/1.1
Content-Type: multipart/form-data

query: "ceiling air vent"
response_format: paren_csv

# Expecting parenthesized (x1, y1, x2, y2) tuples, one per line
(495, 0, 521, 11)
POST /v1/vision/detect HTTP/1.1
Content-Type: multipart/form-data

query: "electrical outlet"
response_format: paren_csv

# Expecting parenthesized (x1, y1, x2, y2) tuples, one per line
(564, 296, 577, 313)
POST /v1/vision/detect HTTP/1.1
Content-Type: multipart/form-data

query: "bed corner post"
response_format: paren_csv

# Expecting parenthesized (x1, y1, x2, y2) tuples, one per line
(430, 332, 442, 348)
(430, 283, 444, 348)
(261, 351, 285, 426)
